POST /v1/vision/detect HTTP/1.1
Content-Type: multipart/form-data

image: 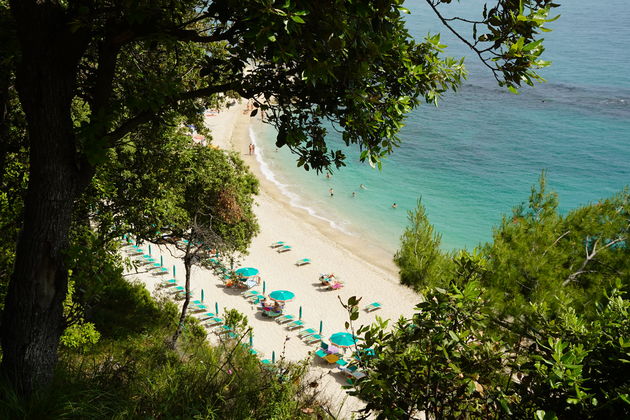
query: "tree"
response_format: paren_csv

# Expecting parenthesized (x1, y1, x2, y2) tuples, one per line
(394, 199, 453, 291)
(1, 0, 557, 394)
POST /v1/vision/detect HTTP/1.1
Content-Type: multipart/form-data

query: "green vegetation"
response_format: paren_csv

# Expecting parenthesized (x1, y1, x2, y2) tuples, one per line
(373, 176, 629, 418)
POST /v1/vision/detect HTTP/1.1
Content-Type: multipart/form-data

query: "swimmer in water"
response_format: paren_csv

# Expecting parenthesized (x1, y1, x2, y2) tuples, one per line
(360, 184, 367, 190)
(325, 172, 332, 179)
(329, 188, 334, 197)
(351, 191, 356, 198)
(392, 203, 397, 209)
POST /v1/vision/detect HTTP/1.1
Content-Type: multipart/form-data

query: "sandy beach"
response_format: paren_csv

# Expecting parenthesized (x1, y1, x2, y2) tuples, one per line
(125, 101, 421, 416)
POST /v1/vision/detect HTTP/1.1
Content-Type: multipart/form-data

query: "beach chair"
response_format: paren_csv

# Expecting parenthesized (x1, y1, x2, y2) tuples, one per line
(242, 290, 261, 298)
(275, 314, 295, 324)
(295, 258, 311, 266)
(198, 312, 216, 321)
(304, 334, 323, 345)
(214, 324, 232, 335)
(364, 302, 382, 312)
(298, 328, 317, 338)
(314, 342, 329, 359)
(154, 266, 169, 275)
(335, 358, 349, 369)
(276, 245, 292, 253)
(270, 241, 285, 248)
(248, 295, 264, 305)
(160, 278, 177, 286)
(204, 317, 223, 327)
(287, 320, 305, 330)
(328, 281, 344, 290)
(323, 353, 340, 364)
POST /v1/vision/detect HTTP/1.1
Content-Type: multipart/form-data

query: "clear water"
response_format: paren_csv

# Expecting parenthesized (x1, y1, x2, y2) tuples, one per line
(251, 0, 630, 252)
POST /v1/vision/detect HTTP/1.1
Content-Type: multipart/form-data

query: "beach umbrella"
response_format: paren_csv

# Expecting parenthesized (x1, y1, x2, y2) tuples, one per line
(235, 267, 259, 278)
(330, 332, 357, 348)
(262, 281, 266, 294)
(201, 289, 204, 303)
(249, 331, 253, 347)
(215, 302, 219, 315)
(319, 320, 323, 335)
(173, 265, 176, 278)
(269, 290, 295, 302)
(299, 306, 303, 320)
(148, 245, 152, 255)
(272, 351, 275, 363)
(160, 255, 163, 267)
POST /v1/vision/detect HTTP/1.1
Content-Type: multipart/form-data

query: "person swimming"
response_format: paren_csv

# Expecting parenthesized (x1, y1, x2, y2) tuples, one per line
(351, 191, 356, 198)
(329, 188, 334, 197)
(392, 203, 397, 209)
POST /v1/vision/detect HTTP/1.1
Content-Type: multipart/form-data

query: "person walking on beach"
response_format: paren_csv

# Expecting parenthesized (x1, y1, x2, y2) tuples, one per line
(329, 188, 334, 197)
(248, 143, 253, 155)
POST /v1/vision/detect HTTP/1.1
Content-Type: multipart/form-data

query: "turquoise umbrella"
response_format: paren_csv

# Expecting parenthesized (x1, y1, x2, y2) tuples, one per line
(249, 331, 253, 347)
(319, 320, 323, 335)
(148, 244, 152, 255)
(269, 290, 295, 302)
(235, 267, 259, 278)
(173, 265, 176, 278)
(299, 306, 302, 320)
(272, 351, 275, 363)
(201, 289, 204, 302)
(215, 302, 219, 315)
(330, 332, 357, 348)
(262, 281, 266, 294)
(160, 255, 163, 266)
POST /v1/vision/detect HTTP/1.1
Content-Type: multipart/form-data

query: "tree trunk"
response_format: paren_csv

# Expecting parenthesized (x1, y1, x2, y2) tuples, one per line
(170, 256, 192, 348)
(0, 2, 90, 395)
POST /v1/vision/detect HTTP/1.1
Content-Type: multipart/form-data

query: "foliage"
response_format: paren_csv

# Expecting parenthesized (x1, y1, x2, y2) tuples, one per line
(223, 308, 249, 333)
(482, 175, 629, 317)
(394, 199, 453, 291)
(352, 283, 509, 419)
(349, 282, 630, 419)
(59, 281, 100, 351)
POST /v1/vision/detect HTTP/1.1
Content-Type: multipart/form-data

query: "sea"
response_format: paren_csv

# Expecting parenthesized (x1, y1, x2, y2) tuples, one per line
(249, 0, 630, 253)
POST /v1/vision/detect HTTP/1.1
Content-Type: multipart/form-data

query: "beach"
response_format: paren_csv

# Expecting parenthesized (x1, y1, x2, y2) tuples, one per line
(125, 101, 421, 416)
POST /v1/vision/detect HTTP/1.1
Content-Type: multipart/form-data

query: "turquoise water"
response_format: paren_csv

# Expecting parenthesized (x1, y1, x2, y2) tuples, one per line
(251, 0, 630, 252)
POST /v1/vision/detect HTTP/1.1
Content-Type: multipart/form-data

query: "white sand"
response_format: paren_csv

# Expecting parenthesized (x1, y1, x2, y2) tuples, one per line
(124, 101, 421, 417)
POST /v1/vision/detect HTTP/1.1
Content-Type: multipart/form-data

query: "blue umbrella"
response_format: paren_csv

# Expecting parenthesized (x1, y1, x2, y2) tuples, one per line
(215, 302, 219, 315)
(235, 267, 259, 278)
(269, 290, 295, 302)
(319, 320, 323, 335)
(249, 331, 253, 347)
(160, 255, 163, 267)
(262, 281, 266, 294)
(330, 332, 357, 348)
(299, 306, 303, 320)
(201, 289, 204, 302)
(272, 351, 275, 363)
(173, 265, 176, 278)
(148, 244, 152, 256)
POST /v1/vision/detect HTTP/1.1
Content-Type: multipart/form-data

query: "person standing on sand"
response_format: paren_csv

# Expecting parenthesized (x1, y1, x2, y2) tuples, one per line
(329, 188, 334, 197)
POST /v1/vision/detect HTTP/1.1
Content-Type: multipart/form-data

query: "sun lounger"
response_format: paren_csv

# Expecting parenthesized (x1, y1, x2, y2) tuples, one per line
(298, 328, 317, 338)
(323, 353, 340, 364)
(270, 241, 285, 248)
(336, 358, 349, 368)
(204, 317, 223, 327)
(328, 281, 344, 290)
(154, 266, 169, 275)
(161, 278, 177, 286)
(242, 290, 261, 298)
(364, 302, 382, 312)
(248, 295, 264, 305)
(315, 349, 328, 359)
(295, 258, 311, 266)
(276, 245, 292, 253)
(198, 312, 216, 320)
(287, 320, 305, 330)
(214, 325, 232, 335)
(275, 314, 295, 324)
(304, 334, 322, 345)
